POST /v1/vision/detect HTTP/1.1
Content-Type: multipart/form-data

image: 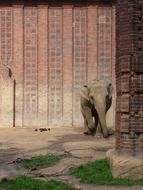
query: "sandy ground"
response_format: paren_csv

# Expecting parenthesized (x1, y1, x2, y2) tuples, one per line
(0, 127, 142, 190)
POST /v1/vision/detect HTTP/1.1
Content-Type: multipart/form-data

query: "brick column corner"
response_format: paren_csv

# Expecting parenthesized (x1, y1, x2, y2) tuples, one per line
(107, 0, 143, 179)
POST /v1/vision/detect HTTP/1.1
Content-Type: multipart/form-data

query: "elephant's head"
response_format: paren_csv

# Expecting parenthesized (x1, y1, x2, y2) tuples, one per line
(81, 80, 113, 106)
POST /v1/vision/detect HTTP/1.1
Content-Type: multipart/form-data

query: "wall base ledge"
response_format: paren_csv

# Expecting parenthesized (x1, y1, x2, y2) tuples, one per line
(106, 149, 143, 179)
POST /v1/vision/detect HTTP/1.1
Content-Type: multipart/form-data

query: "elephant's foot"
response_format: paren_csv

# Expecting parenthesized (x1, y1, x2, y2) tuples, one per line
(83, 129, 95, 136)
(95, 132, 109, 138)
(102, 131, 109, 138)
(96, 126, 102, 133)
(103, 134, 109, 138)
(95, 131, 103, 138)
(96, 128, 109, 138)
(108, 128, 114, 136)
(96, 129, 114, 138)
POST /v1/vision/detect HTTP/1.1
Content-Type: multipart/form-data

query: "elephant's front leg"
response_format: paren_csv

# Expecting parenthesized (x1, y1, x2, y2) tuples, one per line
(82, 107, 95, 135)
(97, 97, 110, 134)
(83, 115, 88, 133)
(96, 123, 102, 133)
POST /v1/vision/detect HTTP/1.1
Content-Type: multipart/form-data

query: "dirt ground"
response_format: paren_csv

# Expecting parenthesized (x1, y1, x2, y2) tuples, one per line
(0, 127, 142, 190)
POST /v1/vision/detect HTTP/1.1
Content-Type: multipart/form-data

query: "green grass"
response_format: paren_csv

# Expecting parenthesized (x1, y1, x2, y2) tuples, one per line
(71, 159, 143, 186)
(22, 154, 62, 169)
(0, 176, 76, 190)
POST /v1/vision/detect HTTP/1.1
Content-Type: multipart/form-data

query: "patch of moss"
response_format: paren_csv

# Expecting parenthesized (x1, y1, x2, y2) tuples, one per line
(0, 176, 76, 190)
(71, 159, 143, 186)
(22, 154, 62, 169)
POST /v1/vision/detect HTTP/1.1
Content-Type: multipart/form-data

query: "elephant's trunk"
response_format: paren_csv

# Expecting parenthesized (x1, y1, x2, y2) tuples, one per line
(94, 101, 109, 138)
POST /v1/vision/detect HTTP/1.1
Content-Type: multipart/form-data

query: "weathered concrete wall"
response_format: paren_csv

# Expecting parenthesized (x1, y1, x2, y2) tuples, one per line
(0, 65, 13, 127)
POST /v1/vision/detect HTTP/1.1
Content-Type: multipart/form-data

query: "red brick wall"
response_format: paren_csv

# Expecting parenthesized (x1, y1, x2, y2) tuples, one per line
(0, 2, 116, 127)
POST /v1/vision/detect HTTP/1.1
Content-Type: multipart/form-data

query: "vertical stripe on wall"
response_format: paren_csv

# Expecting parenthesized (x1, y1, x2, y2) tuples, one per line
(111, 6, 116, 87)
(109, 6, 116, 128)
(13, 5, 24, 127)
(87, 5, 98, 82)
(24, 8, 38, 126)
(38, 6, 48, 127)
(0, 8, 13, 65)
(63, 6, 73, 126)
(48, 8, 63, 123)
(73, 8, 87, 124)
(98, 7, 112, 82)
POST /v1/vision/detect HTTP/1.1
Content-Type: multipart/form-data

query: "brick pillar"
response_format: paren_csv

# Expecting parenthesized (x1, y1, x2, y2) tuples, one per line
(116, 0, 143, 156)
(107, 0, 143, 179)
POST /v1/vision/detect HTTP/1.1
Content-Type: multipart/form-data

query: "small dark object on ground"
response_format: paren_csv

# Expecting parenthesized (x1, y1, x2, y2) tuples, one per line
(34, 128, 51, 132)
(39, 128, 47, 132)
(13, 158, 23, 164)
(7, 158, 24, 165)
(1, 177, 8, 182)
(30, 167, 37, 171)
(7, 158, 29, 165)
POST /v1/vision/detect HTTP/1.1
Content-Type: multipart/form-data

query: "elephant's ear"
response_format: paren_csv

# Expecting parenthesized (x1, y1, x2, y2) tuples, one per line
(80, 85, 90, 101)
(108, 83, 113, 99)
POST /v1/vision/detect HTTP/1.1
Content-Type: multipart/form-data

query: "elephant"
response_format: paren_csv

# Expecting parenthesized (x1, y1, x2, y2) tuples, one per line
(80, 79, 113, 138)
